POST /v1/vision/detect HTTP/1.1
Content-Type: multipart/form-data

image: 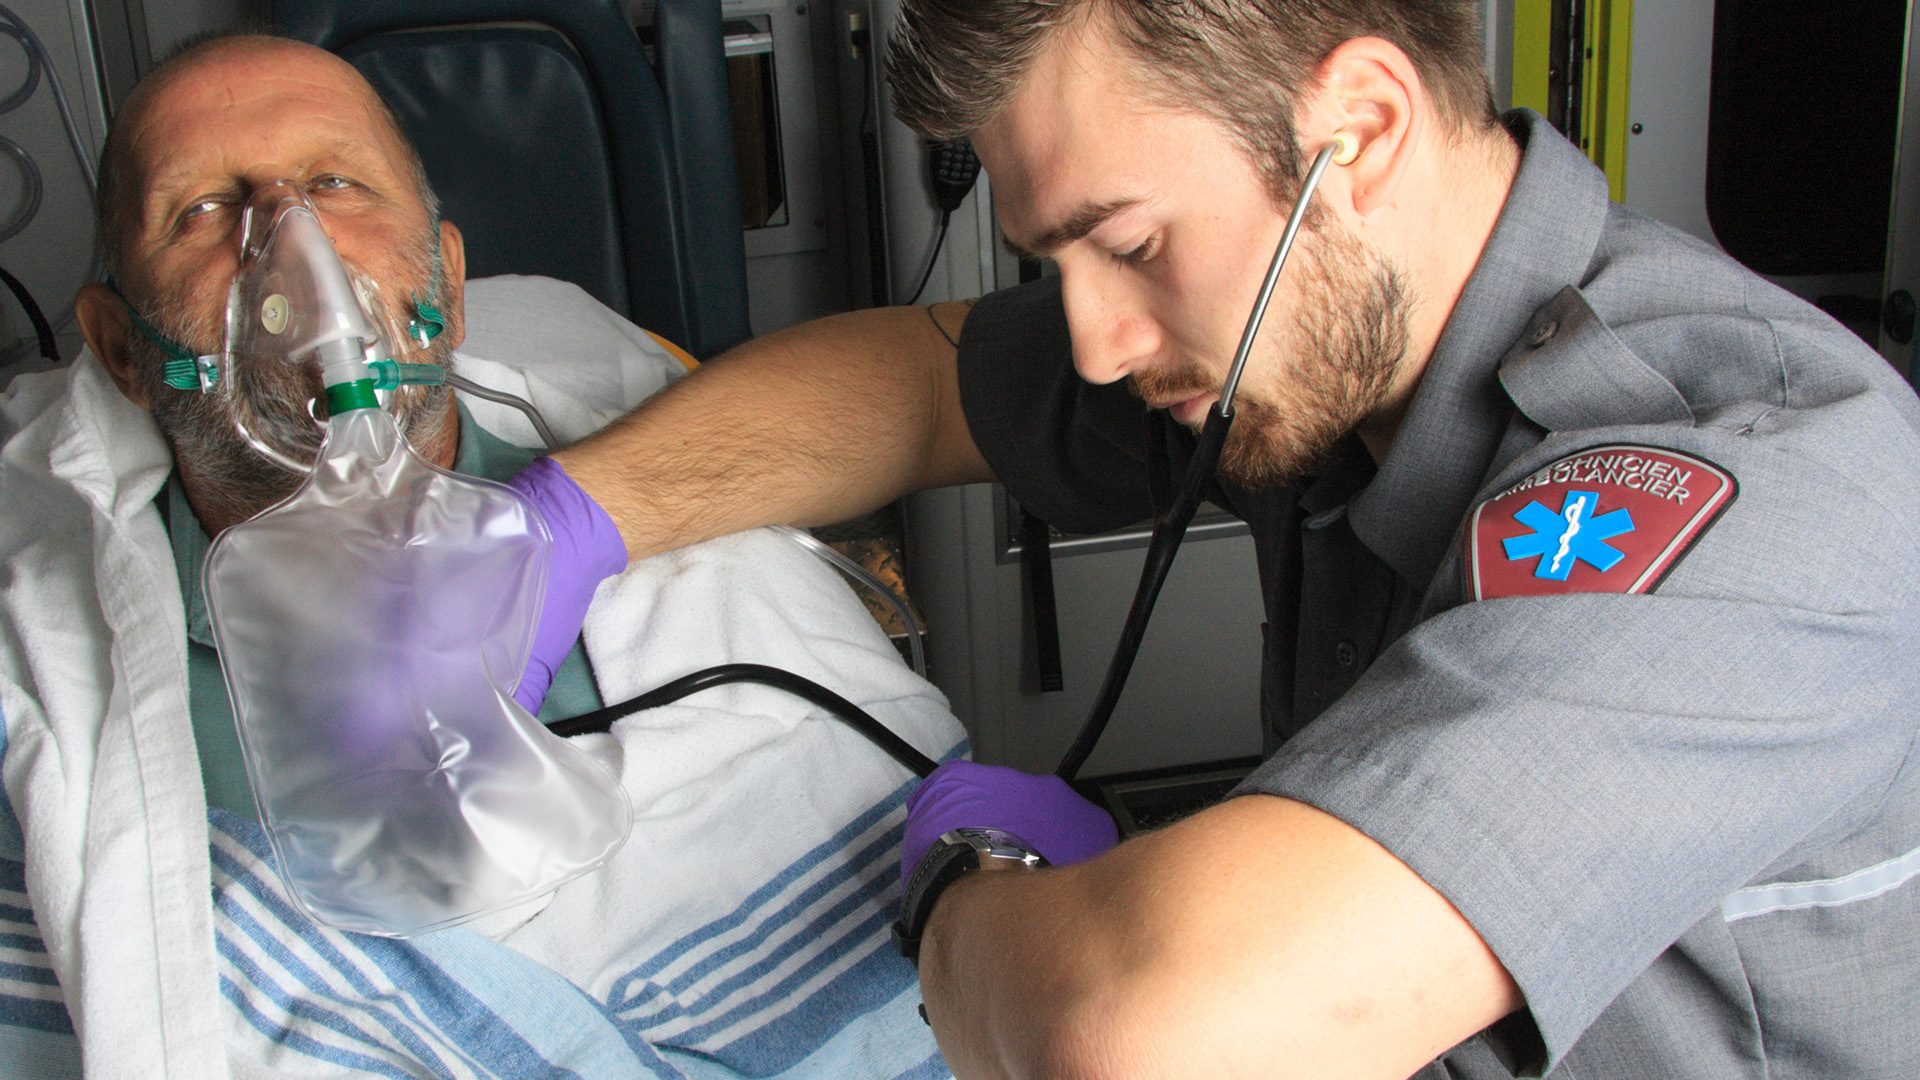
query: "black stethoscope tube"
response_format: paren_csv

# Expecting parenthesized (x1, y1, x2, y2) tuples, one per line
(551, 662, 942, 777)
(568, 141, 1344, 788)
(1051, 402, 1233, 780)
(1054, 141, 1343, 782)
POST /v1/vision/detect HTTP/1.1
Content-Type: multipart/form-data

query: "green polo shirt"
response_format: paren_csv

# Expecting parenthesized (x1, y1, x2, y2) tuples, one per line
(163, 403, 603, 818)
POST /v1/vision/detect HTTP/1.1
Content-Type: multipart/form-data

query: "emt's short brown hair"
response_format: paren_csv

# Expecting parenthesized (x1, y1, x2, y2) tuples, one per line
(885, 0, 1499, 203)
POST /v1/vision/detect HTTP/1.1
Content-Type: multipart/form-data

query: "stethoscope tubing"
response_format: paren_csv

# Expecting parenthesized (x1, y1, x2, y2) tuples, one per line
(563, 143, 1346, 788)
(1054, 141, 1344, 781)
(1221, 141, 1342, 412)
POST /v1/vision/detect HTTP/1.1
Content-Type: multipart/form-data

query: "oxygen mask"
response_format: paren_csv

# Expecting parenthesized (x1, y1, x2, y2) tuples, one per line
(149, 179, 451, 472)
(200, 181, 632, 937)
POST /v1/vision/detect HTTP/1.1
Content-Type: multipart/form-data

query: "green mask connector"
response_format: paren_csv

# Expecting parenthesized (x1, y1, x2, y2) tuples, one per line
(323, 359, 442, 415)
(162, 353, 221, 391)
(324, 379, 380, 414)
(366, 359, 447, 390)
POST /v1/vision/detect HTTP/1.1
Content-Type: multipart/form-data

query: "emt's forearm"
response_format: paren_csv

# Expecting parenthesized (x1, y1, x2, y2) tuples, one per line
(550, 303, 989, 561)
(919, 863, 1141, 1080)
(915, 796, 1524, 1080)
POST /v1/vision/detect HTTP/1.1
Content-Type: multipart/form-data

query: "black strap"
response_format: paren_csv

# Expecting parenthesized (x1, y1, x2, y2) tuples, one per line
(1020, 508, 1065, 693)
(890, 840, 981, 965)
(0, 263, 57, 361)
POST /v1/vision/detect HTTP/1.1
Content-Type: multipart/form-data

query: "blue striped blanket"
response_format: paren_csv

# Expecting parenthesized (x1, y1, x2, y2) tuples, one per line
(1, 756, 954, 1079)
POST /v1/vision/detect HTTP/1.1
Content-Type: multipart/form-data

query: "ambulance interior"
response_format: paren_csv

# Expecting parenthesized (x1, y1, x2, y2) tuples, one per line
(2, 0, 1916, 831)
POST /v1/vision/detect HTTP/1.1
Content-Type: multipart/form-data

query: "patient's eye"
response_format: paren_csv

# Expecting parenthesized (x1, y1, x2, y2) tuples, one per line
(307, 174, 355, 193)
(175, 196, 238, 233)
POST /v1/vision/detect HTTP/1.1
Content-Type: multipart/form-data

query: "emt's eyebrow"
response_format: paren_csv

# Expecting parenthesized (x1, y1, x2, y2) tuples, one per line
(1001, 197, 1143, 261)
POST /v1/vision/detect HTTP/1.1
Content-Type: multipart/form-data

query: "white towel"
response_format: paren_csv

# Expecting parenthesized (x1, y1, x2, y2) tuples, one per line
(454, 274, 691, 449)
(0, 276, 963, 1077)
(0, 354, 224, 1077)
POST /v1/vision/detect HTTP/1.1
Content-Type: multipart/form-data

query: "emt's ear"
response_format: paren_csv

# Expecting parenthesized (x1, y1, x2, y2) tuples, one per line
(1310, 36, 1419, 216)
(436, 219, 467, 351)
(74, 280, 152, 408)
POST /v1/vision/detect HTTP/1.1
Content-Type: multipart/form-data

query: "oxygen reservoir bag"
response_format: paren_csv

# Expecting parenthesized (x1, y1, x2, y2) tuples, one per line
(202, 182, 631, 937)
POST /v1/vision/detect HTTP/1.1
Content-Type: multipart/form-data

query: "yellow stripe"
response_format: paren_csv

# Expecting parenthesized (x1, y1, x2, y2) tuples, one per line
(1511, 0, 1553, 115)
(1584, 0, 1634, 201)
(644, 329, 701, 371)
(1511, 0, 1632, 201)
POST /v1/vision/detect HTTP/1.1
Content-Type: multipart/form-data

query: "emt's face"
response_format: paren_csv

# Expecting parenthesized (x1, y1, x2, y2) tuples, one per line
(972, 21, 1410, 488)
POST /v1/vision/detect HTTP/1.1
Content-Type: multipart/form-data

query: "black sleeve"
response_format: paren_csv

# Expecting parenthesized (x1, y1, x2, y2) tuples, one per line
(955, 277, 1158, 534)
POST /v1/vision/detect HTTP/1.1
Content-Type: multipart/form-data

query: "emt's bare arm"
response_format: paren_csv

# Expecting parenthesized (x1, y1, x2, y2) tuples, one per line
(919, 794, 1524, 1080)
(550, 302, 989, 561)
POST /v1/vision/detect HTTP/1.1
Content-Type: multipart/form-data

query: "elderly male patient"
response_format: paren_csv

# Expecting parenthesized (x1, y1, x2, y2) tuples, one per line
(0, 33, 957, 1080)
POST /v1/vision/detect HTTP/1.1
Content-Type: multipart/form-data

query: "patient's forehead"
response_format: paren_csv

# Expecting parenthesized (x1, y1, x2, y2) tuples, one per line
(121, 40, 415, 231)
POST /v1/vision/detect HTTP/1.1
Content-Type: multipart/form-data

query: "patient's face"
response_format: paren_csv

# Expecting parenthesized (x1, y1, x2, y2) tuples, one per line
(118, 41, 439, 349)
(107, 39, 460, 528)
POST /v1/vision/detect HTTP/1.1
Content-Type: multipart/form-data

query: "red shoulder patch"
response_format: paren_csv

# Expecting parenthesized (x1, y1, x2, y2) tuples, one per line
(1469, 445, 1736, 600)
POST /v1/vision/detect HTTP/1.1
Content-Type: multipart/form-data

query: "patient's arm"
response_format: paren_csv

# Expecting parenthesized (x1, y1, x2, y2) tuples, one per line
(551, 302, 989, 561)
(918, 794, 1524, 1080)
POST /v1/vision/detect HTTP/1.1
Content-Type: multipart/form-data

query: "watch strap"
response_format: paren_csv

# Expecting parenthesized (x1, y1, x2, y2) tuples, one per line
(892, 828, 1045, 965)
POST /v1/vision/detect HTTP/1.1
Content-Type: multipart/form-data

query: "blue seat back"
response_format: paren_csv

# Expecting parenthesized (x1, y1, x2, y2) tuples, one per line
(273, 0, 752, 359)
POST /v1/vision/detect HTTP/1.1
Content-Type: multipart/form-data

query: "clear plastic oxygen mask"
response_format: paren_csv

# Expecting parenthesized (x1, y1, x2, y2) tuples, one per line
(201, 182, 632, 937)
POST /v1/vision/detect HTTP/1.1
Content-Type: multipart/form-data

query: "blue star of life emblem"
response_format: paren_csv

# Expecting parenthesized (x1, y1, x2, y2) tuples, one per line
(1501, 490, 1635, 581)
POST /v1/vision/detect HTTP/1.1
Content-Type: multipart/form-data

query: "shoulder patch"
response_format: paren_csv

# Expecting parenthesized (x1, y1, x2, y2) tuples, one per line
(1469, 445, 1736, 600)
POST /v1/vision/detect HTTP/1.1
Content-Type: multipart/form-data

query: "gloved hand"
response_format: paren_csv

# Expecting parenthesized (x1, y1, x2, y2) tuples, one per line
(902, 760, 1118, 884)
(506, 457, 628, 714)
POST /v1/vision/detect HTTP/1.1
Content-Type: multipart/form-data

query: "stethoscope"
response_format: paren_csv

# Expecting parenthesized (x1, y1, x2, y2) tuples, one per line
(562, 134, 1360, 788)
(1053, 132, 1358, 780)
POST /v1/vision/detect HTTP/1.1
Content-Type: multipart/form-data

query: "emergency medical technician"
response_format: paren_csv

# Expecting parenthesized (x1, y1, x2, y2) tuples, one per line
(505, 0, 1920, 1076)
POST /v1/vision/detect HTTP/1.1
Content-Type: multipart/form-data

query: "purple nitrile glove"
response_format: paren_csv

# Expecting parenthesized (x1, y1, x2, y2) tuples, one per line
(902, 760, 1119, 885)
(507, 457, 628, 714)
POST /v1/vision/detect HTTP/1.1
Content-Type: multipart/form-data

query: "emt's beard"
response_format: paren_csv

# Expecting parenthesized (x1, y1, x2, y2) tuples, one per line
(1131, 222, 1412, 490)
(134, 246, 457, 527)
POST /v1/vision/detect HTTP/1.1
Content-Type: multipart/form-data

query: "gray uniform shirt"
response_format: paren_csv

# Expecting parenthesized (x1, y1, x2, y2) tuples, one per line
(956, 111, 1920, 1078)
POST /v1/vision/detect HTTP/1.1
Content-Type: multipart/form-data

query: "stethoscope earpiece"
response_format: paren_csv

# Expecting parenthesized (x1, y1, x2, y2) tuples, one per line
(1329, 131, 1360, 166)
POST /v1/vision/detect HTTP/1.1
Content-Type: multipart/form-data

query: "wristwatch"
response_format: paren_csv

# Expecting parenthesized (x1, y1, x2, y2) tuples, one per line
(892, 827, 1046, 966)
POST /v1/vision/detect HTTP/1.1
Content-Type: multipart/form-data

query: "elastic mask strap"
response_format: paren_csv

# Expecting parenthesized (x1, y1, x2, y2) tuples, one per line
(409, 299, 444, 344)
(407, 249, 445, 347)
(109, 281, 219, 391)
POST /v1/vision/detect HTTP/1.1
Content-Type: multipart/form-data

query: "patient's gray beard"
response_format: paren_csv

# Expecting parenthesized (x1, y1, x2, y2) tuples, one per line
(134, 245, 458, 530)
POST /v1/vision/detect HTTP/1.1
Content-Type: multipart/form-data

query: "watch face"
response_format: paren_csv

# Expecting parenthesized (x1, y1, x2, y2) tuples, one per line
(949, 829, 1045, 869)
(946, 827, 1009, 849)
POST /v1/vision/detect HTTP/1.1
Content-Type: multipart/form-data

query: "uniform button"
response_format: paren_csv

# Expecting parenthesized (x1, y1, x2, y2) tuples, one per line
(1528, 318, 1559, 347)
(1335, 641, 1358, 669)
